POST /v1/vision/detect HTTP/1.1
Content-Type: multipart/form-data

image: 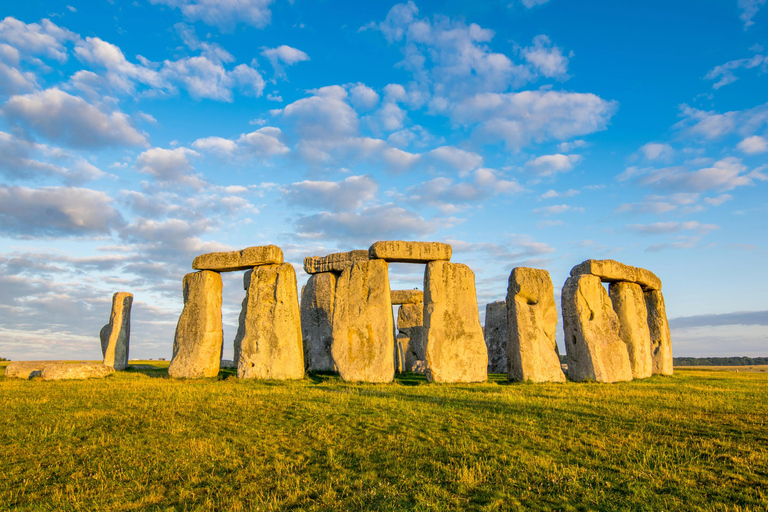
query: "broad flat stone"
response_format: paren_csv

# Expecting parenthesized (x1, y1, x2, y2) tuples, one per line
(562, 274, 633, 383)
(40, 362, 114, 381)
(303, 250, 368, 274)
(100, 292, 133, 370)
(484, 301, 508, 374)
(331, 260, 394, 383)
(424, 261, 487, 383)
(369, 241, 452, 263)
(397, 303, 426, 371)
(634, 267, 662, 292)
(4, 361, 63, 379)
(391, 289, 424, 305)
(300, 272, 337, 372)
(645, 290, 674, 376)
(610, 282, 653, 379)
(237, 263, 304, 380)
(168, 270, 223, 379)
(507, 268, 565, 383)
(192, 245, 283, 272)
(570, 259, 661, 291)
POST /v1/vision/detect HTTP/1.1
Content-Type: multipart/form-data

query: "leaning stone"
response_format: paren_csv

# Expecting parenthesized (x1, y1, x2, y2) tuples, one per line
(391, 289, 424, 305)
(331, 260, 394, 383)
(562, 274, 633, 383)
(484, 301, 508, 374)
(424, 261, 487, 383)
(303, 250, 369, 274)
(168, 271, 223, 379)
(610, 282, 653, 379)
(369, 241, 452, 263)
(507, 268, 565, 383)
(4, 361, 61, 379)
(397, 303, 426, 371)
(40, 362, 114, 381)
(237, 263, 304, 380)
(300, 272, 337, 372)
(645, 290, 674, 376)
(570, 259, 661, 291)
(101, 292, 133, 370)
(192, 245, 283, 272)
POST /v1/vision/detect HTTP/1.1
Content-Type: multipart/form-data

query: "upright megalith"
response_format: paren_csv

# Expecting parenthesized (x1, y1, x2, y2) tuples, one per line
(192, 245, 283, 272)
(369, 241, 452, 263)
(237, 263, 304, 380)
(304, 250, 369, 274)
(507, 268, 565, 383)
(396, 302, 426, 372)
(609, 282, 653, 379)
(331, 259, 394, 383)
(561, 274, 632, 383)
(484, 301, 508, 374)
(300, 272, 337, 372)
(100, 292, 133, 370)
(232, 270, 253, 365)
(424, 261, 487, 383)
(645, 290, 673, 375)
(168, 271, 223, 379)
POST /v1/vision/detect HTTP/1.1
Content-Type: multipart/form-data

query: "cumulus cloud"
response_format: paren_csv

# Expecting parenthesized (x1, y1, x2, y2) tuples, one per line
(382, 147, 421, 170)
(134, 147, 204, 188)
(521, 35, 570, 79)
(428, 146, 483, 173)
(639, 142, 674, 161)
(406, 168, 522, 213)
(283, 175, 378, 212)
(675, 103, 768, 141)
(624, 157, 767, 193)
(737, 135, 768, 154)
(0, 17, 78, 63)
(0, 59, 37, 95)
(148, 0, 274, 31)
(192, 126, 290, 160)
(282, 85, 358, 140)
(525, 153, 582, 176)
(615, 192, 701, 215)
(261, 45, 309, 77)
(348, 83, 380, 111)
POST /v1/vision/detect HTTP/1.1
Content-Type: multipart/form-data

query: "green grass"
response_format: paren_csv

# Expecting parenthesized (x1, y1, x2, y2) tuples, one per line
(1, 362, 766, 511)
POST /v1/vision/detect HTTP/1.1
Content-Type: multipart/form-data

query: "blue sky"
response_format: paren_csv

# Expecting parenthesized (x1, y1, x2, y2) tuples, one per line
(0, 0, 766, 361)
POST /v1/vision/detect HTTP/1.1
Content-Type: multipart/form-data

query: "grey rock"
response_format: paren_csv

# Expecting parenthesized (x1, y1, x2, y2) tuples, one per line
(610, 281, 653, 379)
(484, 301, 508, 374)
(300, 272, 337, 372)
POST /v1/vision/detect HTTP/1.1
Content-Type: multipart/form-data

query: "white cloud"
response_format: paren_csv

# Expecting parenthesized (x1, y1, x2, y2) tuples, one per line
(0, 59, 37, 95)
(406, 168, 522, 213)
(675, 103, 768, 140)
(428, 146, 483, 172)
(521, 0, 550, 7)
(192, 126, 289, 158)
(134, 147, 203, 188)
(639, 142, 674, 161)
(348, 83, 380, 110)
(738, 0, 766, 29)
(382, 147, 421, 169)
(615, 193, 700, 215)
(532, 204, 584, 215)
(230, 63, 266, 97)
(521, 35, 570, 79)
(282, 85, 358, 140)
(525, 153, 582, 176)
(0, 17, 77, 63)
(627, 221, 720, 235)
(540, 189, 579, 199)
(148, 0, 274, 31)
(283, 175, 378, 212)
(737, 135, 768, 154)
(705, 52, 768, 88)
(261, 45, 309, 77)
(191, 136, 238, 154)
(630, 157, 767, 192)
(162, 56, 234, 101)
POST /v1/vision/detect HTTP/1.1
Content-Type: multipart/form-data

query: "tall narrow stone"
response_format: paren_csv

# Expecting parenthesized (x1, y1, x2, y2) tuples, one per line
(506, 268, 565, 383)
(331, 260, 394, 383)
(168, 271, 223, 379)
(645, 290, 673, 376)
(484, 301, 508, 374)
(232, 270, 253, 365)
(610, 282, 653, 379)
(100, 292, 133, 370)
(397, 303, 426, 371)
(300, 272, 337, 372)
(562, 274, 632, 383)
(424, 261, 487, 383)
(237, 263, 304, 380)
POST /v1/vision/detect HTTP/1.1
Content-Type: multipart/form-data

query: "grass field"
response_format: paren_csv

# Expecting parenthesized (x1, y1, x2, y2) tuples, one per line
(1, 361, 766, 511)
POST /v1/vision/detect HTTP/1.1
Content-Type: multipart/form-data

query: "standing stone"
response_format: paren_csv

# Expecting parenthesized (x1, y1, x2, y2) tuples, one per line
(610, 282, 653, 379)
(100, 292, 133, 370)
(331, 260, 394, 383)
(424, 261, 487, 383)
(300, 272, 337, 372)
(232, 270, 254, 365)
(391, 289, 424, 305)
(484, 301, 508, 374)
(168, 271, 223, 379)
(397, 303, 426, 371)
(506, 268, 565, 383)
(237, 263, 304, 380)
(562, 274, 633, 383)
(645, 290, 673, 376)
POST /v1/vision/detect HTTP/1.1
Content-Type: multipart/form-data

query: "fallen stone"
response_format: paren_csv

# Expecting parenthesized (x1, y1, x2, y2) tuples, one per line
(237, 263, 305, 380)
(331, 259, 394, 383)
(391, 289, 424, 305)
(570, 259, 661, 291)
(369, 241, 452, 263)
(424, 261, 487, 383)
(506, 268, 565, 383)
(645, 290, 674, 376)
(100, 292, 133, 370)
(168, 270, 223, 379)
(300, 272, 337, 372)
(4, 361, 63, 379)
(303, 250, 369, 274)
(192, 245, 283, 272)
(562, 274, 633, 383)
(610, 282, 653, 379)
(397, 303, 426, 370)
(484, 301, 508, 374)
(40, 362, 114, 381)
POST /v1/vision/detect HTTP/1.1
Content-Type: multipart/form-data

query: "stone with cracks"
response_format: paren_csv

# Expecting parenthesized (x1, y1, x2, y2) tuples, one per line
(303, 250, 369, 274)
(192, 245, 283, 272)
(168, 270, 223, 379)
(424, 261, 487, 383)
(506, 268, 565, 383)
(570, 259, 661, 291)
(4, 361, 63, 379)
(391, 289, 424, 305)
(369, 241, 452, 263)
(397, 303, 426, 371)
(331, 260, 394, 383)
(40, 362, 114, 381)
(562, 274, 633, 383)
(645, 290, 674, 376)
(484, 301, 508, 374)
(610, 282, 653, 379)
(100, 292, 133, 370)
(237, 263, 304, 380)
(300, 272, 337, 372)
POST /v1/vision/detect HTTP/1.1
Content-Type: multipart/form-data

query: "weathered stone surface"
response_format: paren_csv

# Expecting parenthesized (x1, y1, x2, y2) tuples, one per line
(331, 260, 394, 383)
(397, 303, 426, 371)
(484, 301, 508, 374)
(192, 245, 283, 272)
(4, 361, 62, 379)
(40, 362, 114, 381)
(610, 282, 653, 379)
(570, 259, 661, 291)
(507, 268, 565, 383)
(391, 289, 424, 305)
(369, 241, 452, 263)
(303, 250, 368, 274)
(645, 290, 674, 376)
(236, 263, 304, 380)
(562, 274, 633, 383)
(100, 292, 133, 370)
(168, 271, 223, 379)
(424, 261, 487, 383)
(300, 272, 337, 372)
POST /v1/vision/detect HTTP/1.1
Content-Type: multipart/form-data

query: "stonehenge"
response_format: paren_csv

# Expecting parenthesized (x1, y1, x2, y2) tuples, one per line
(100, 292, 133, 370)
(484, 301, 508, 374)
(609, 282, 653, 379)
(300, 272, 337, 372)
(645, 290, 673, 375)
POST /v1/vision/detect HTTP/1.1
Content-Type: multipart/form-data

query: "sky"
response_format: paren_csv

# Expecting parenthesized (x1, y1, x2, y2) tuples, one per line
(0, 0, 766, 362)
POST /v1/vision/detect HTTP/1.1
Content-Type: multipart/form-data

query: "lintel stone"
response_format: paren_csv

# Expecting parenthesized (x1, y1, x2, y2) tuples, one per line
(303, 250, 369, 274)
(391, 289, 424, 305)
(368, 241, 452, 263)
(570, 259, 661, 291)
(192, 245, 283, 272)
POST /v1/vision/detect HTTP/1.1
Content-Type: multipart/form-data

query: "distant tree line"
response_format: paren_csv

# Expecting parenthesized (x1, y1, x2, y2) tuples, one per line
(673, 357, 768, 366)
(0, 357, 9, 362)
